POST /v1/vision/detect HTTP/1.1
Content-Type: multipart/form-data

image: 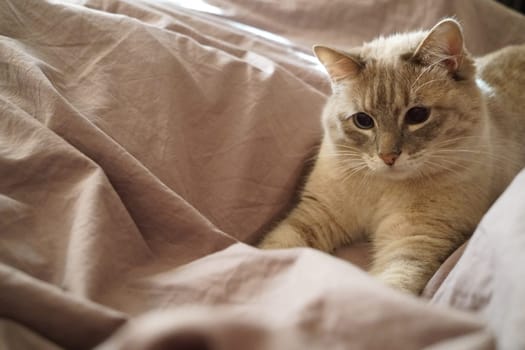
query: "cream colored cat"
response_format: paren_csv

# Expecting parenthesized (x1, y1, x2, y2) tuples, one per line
(258, 19, 525, 294)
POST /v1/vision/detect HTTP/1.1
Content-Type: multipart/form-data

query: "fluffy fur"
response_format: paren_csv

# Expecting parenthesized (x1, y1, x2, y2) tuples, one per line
(258, 19, 525, 294)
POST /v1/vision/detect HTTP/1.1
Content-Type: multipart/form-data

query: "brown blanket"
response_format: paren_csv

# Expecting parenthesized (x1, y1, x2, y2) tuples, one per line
(1, 0, 524, 349)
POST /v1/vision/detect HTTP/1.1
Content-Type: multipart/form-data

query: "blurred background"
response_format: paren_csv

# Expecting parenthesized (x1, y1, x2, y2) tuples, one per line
(498, 0, 524, 12)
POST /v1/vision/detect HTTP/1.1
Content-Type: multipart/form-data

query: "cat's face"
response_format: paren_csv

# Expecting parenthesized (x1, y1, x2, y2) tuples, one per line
(316, 19, 484, 181)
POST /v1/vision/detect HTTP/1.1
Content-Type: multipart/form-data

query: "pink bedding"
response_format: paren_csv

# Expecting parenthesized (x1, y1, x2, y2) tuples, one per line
(1, 0, 524, 349)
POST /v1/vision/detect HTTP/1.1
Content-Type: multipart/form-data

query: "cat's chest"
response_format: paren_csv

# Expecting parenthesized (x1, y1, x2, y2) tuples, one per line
(358, 185, 406, 209)
(338, 178, 429, 231)
(337, 174, 491, 239)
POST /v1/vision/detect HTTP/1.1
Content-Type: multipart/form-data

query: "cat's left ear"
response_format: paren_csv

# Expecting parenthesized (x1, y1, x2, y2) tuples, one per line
(313, 45, 363, 82)
(412, 19, 466, 74)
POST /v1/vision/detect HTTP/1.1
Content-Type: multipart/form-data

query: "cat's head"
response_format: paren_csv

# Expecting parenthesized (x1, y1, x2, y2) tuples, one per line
(315, 19, 485, 181)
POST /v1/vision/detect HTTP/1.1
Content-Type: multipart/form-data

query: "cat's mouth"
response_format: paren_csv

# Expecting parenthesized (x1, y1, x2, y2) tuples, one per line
(365, 156, 422, 180)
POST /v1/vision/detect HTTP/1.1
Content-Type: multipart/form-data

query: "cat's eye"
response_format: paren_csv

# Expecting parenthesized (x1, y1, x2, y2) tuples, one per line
(405, 106, 431, 125)
(352, 112, 375, 129)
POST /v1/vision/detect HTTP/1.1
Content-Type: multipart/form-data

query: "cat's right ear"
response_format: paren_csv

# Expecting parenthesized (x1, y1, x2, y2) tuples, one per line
(313, 46, 363, 82)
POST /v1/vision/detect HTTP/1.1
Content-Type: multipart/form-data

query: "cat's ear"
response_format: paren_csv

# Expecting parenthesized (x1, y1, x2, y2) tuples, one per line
(412, 19, 465, 73)
(313, 45, 363, 82)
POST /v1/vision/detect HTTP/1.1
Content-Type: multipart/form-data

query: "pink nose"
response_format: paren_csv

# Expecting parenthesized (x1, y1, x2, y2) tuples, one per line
(379, 152, 400, 166)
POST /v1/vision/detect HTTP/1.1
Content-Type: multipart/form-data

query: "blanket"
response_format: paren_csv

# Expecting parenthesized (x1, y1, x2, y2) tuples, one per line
(1, 0, 524, 349)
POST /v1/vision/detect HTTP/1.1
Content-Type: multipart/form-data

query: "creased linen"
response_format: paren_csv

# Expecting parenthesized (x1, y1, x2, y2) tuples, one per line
(1, 0, 524, 349)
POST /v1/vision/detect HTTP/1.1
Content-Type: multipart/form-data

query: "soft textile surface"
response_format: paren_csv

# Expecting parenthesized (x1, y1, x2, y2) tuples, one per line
(0, 0, 524, 349)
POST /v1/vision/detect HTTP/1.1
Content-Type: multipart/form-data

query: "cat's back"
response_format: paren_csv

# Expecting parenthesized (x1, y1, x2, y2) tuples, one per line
(476, 45, 525, 193)
(477, 44, 525, 113)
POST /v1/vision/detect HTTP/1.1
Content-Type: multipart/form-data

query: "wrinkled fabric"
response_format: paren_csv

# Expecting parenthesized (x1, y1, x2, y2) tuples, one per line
(432, 171, 525, 350)
(0, 0, 524, 349)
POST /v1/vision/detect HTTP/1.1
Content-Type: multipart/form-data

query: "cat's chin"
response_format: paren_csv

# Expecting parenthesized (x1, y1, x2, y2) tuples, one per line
(372, 165, 418, 181)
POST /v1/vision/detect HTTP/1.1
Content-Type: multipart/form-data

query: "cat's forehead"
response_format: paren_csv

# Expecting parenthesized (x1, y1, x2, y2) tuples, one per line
(360, 31, 427, 62)
(338, 60, 413, 117)
(358, 68, 411, 119)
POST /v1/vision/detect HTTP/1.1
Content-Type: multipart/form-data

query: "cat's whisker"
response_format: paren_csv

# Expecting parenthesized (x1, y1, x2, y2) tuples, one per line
(432, 149, 524, 167)
(340, 164, 369, 183)
(428, 153, 524, 178)
(410, 54, 453, 94)
(417, 160, 441, 187)
(323, 147, 362, 154)
(429, 152, 486, 165)
(427, 157, 473, 173)
(336, 144, 359, 149)
(330, 158, 366, 168)
(431, 136, 487, 148)
(322, 151, 363, 156)
(410, 61, 444, 91)
(425, 160, 465, 179)
(317, 150, 363, 158)
(412, 78, 449, 95)
(318, 154, 364, 161)
(333, 148, 362, 155)
(305, 154, 321, 163)
(433, 136, 525, 151)
(330, 160, 367, 176)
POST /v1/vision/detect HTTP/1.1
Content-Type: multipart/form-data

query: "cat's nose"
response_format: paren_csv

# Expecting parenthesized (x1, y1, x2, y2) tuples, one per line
(379, 151, 401, 166)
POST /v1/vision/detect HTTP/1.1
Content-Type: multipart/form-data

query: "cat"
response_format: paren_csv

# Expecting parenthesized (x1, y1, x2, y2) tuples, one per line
(258, 18, 525, 295)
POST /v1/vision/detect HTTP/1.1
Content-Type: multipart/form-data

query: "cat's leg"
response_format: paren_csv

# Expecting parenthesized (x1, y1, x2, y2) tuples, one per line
(258, 193, 347, 253)
(369, 214, 464, 295)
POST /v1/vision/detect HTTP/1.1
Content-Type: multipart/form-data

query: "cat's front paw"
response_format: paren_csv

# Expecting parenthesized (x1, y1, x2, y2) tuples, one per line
(257, 239, 285, 250)
(370, 265, 430, 295)
(257, 225, 309, 250)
